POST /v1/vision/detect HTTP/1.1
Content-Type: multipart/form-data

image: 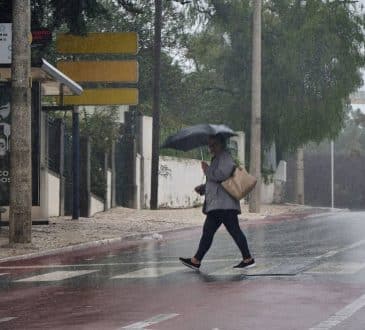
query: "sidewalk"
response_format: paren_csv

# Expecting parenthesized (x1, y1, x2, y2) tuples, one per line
(0, 203, 328, 260)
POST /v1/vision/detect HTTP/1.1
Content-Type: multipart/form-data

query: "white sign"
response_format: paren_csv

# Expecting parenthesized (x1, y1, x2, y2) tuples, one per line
(0, 23, 12, 64)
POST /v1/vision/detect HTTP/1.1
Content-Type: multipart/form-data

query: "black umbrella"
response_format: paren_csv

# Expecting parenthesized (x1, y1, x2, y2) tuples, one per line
(161, 124, 237, 152)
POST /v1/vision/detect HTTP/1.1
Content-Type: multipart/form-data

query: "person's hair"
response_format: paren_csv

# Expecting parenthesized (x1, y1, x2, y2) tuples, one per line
(210, 134, 227, 149)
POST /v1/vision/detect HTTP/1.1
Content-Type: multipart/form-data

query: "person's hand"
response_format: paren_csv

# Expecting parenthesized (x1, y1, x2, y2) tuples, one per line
(194, 184, 205, 195)
(201, 161, 209, 173)
(194, 185, 202, 194)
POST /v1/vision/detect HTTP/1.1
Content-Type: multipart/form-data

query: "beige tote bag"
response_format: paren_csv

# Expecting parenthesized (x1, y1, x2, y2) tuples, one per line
(221, 167, 257, 200)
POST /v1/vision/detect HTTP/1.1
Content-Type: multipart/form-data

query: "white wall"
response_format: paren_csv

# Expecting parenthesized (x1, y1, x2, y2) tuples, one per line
(158, 156, 205, 208)
(261, 182, 274, 204)
(90, 194, 104, 216)
(138, 116, 249, 209)
(106, 169, 112, 210)
(138, 116, 205, 209)
(261, 161, 288, 204)
(274, 160, 287, 182)
(47, 171, 60, 216)
(140, 116, 153, 209)
(139, 155, 204, 209)
(136, 154, 141, 209)
(230, 131, 245, 165)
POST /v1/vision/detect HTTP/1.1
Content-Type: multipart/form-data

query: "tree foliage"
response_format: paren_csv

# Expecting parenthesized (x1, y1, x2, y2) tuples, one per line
(182, 0, 365, 154)
(264, 0, 365, 152)
(3, 0, 364, 157)
(307, 107, 365, 157)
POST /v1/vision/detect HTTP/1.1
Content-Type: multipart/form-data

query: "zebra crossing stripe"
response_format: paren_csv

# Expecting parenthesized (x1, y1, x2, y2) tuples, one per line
(305, 262, 365, 274)
(16, 270, 97, 282)
(121, 313, 179, 329)
(112, 267, 183, 279)
(309, 293, 365, 330)
(0, 317, 16, 323)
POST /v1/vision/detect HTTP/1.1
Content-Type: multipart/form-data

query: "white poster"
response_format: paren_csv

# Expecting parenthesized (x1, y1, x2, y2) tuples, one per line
(0, 23, 12, 64)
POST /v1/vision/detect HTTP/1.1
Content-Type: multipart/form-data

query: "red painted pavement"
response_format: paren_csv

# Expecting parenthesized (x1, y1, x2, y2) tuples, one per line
(1, 277, 364, 329)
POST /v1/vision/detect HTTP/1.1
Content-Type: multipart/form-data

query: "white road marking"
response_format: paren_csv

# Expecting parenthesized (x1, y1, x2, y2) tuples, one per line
(305, 262, 365, 274)
(0, 258, 239, 269)
(317, 251, 338, 258)
(0, 317, 16, 323)
(112, 267, 183, 279)
(315, 239, 365, 260)
(0, 273, 8, 276)
(309, 293, 365, 330)
(121, 313, 179, 329)
(16, 270, 97, 282)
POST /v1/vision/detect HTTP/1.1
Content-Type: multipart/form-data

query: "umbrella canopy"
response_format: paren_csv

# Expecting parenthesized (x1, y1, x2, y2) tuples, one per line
(161, 124, 237, 151)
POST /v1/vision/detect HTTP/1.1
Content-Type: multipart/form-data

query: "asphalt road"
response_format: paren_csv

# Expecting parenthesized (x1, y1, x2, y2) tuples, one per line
(1, 211, 365, 330)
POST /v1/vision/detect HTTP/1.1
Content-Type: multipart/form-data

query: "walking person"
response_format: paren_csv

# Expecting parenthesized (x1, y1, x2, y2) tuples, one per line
(179, 134, 255, 270)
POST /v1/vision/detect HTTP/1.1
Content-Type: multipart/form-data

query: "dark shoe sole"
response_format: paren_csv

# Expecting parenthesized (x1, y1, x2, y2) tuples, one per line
(233, 262, 256, 269)
(180, 259, 200, 271)
(243, 262, 256, 269)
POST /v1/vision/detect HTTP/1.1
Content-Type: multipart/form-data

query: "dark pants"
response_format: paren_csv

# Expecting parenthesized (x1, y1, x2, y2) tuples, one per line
(194, 210, 252, 261)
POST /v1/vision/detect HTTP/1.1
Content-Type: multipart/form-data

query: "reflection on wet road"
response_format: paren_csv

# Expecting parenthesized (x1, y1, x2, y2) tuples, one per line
(1, 211, 365, 329)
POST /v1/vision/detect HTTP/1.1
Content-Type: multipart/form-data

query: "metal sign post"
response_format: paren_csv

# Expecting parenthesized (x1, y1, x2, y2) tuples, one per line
(72, 106, 80, 220)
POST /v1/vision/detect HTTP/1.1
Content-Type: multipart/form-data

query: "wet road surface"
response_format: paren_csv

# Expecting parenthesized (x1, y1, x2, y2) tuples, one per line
(1, 211, 365, 329)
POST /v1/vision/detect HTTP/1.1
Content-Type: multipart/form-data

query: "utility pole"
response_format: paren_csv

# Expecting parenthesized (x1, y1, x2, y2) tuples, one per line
(9, 0, 32, 243)
(331, 140, 334, 209)
(150, 0, 162, 210)
(295, 147, 305, 205)
(249, 0, 262, 213)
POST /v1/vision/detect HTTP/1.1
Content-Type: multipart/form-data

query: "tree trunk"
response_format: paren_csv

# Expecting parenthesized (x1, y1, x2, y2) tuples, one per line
(295, 147, 305, 205)
(150, 0, 162, 210)
(9, 0, 32, 243)
(249, 0, 262, 213)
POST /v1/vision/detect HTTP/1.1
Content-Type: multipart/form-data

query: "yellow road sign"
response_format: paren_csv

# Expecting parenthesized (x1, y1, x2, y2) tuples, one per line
(56, 32, 138, 55)
(61, 88, 138, 105)
(57, 60, 138, 83)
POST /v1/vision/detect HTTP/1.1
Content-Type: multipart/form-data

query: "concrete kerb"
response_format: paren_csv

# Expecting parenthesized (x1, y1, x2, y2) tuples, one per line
(0, 207, 346, 264)
(0, 225, 202, 264)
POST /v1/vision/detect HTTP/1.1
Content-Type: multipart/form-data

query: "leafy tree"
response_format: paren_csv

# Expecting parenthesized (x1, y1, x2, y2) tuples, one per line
(312, 108, 365, 157)
(264, 0, 365, 152)
(183, 0, 365, 154)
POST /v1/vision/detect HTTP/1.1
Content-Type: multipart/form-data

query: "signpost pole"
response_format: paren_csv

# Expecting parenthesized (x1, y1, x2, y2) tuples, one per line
(72, 106, 80, 220)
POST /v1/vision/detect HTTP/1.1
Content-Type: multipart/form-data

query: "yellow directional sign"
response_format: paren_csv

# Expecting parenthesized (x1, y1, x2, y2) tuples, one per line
(56, 32, 138, 55)
(57, 60, 138, 83)
(61, 88, 138, 105)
